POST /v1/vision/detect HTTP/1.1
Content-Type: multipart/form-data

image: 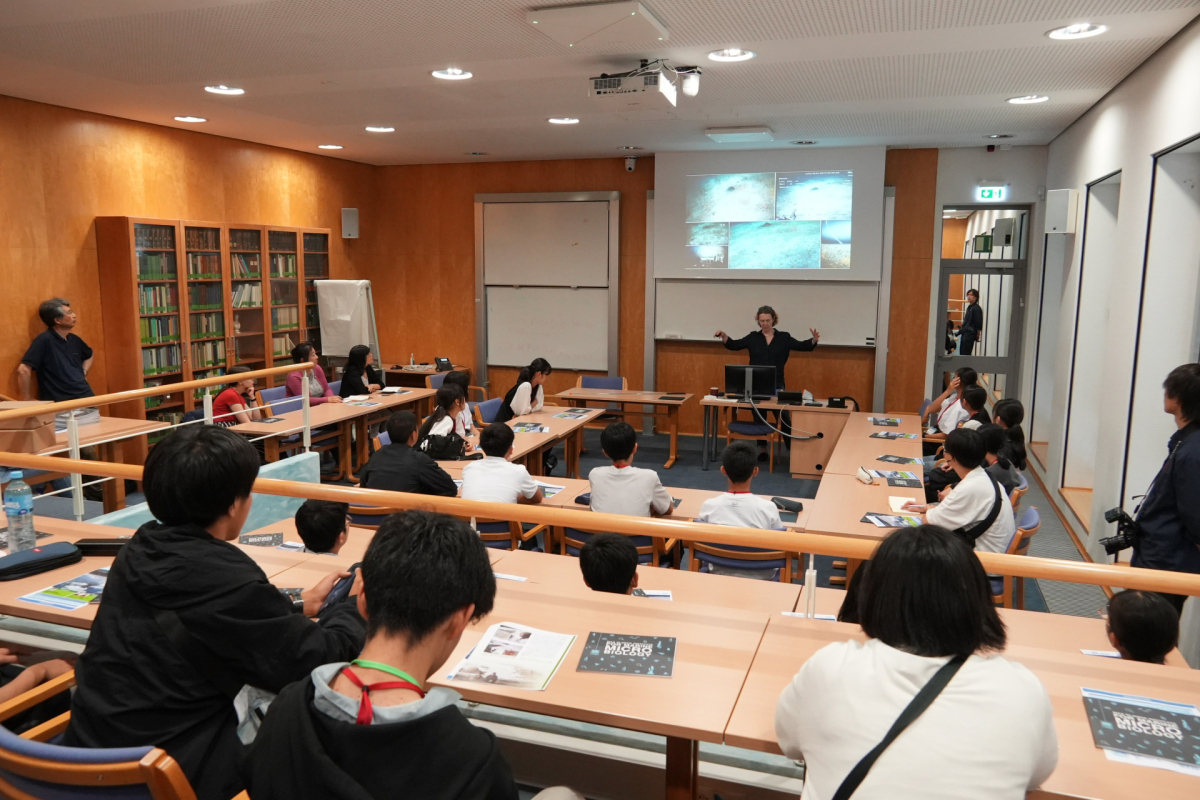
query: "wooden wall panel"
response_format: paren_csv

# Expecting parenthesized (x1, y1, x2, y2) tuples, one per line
(366, 159, 654, 395)
(0, 94, 375, 399)
(655, 341, 875, 435)
(883, 149, 939, 413)
(941, 217, 969, 259)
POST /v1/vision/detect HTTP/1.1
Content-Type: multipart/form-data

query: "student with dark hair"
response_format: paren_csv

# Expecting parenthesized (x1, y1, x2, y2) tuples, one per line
(992, 398, 1028, 470)
(461, 423, 543, 506)
(905, 428, 1016, 554)
(444, 370, 475, 437)
(579, 533, 639, 595)
(1130, 364, 1200, 612)
(978, 424, 1021, 495)
(696, 441, 785, 579)
(295, 499, 351, 555)
(776, 524, 1057, 799)
(64, 426, 365, 800)
(1106, 590, 1179, 664)
(17, 297, 100, 429)
(339, 344, 383, 397)
(419, 384, 468, 444)
(922, 367, 978, 454)
(958, 288, 983, 355)
(285, 342, 342, 405)
(495, 358, 551, 422)
(359, 411, 457, 497)
(211, 366, 263, 426)
(836, 562, 868, 624)
(961, 385, 990, 427)
(588, 422, 673, 517)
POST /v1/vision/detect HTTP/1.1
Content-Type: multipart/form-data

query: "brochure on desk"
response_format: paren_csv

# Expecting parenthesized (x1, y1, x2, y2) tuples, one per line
(576, 633, 677, 677)
(1082, 687, 1200, 776)
(448, 622, 575, 691)
(870, 431, 918, 440)
(20, 567, 109, 611)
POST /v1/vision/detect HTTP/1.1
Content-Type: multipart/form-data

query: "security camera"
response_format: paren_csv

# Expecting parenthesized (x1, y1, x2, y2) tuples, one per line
(625, 157, 637, 172)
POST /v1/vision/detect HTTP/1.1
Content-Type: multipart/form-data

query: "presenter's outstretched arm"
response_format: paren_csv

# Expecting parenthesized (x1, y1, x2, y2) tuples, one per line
(717, 331, 748, 351)
(714, 330, 729, 343)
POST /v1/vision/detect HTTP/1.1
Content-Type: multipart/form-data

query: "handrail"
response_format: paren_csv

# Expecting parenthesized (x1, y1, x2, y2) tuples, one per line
(0, 363, 316, 423)
(4, 452, 1200, 597)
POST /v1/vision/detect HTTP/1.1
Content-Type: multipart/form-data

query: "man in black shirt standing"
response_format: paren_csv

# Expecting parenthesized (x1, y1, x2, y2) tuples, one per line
(358, 410, 458, 496)
(17, 298, 99, 430)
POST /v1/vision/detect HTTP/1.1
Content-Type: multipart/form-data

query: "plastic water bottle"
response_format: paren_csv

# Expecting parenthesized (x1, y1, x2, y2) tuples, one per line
(3, 471, 36, 553)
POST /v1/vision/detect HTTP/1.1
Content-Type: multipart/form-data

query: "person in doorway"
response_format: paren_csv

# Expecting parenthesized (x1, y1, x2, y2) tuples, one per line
(958, 289, 983, 355)
(17, 298, 99, 430)
(339, 345, 383, 397)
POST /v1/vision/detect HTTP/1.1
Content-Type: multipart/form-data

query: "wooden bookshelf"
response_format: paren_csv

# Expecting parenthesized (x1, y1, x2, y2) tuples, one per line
(303, 231, 329, 357)
(97, 217, 331, 452)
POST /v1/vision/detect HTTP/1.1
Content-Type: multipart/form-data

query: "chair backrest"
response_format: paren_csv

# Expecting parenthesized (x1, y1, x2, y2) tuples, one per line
(1011, 506, 1041, 556)
(1015, 471, 1029, 491)
(559, 527, 665, 566)
(475, 398, 502, 424)
(328, 380, 342, 396)
(347, 504, 400, 530)
(181, 408, 206, 424)
(0, 717, 194, 800)
(918, 398, 932, 420)
(426, 373, 447, 390)
(257, 386, 301, 417)
(463, 518, 520, 549)
(372, 430, 392, 452)
(579, 375, 627, 391)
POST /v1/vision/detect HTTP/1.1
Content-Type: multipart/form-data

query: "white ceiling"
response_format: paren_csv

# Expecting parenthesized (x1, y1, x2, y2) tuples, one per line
(0, 0, 1197, 165)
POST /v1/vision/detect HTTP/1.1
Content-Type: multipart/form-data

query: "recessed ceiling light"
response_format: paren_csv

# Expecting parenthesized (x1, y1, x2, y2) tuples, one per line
(318, 144, 343, 150)
(432, 67, 472, 80)
(548, 117, 579, 125)
(365, 126, 395, 133)
(985, 134, 1015, 139)
(708, 48, 756, 62)
(617, 146, 643, 150)
(204, 84, 244, 95)
(465, 152, 487, 156)
(790, 140, 817, 145)
(1047, 22, 1108, 40)
(174, 116, 206, 123)
(1007, 95, 1049, 104)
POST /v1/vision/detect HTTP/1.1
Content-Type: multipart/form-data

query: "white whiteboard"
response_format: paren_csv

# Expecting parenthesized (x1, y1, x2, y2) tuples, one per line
(655, 280, 878, 347)
(487, 287, 608, 369)
(483, 202, 610, 287)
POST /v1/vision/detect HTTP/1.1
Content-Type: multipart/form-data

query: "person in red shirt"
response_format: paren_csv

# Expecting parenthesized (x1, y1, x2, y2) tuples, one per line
(211, 366, 262, 426)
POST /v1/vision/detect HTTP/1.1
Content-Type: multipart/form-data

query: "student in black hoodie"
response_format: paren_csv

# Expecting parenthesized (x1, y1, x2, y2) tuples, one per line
(64, 426, 366, 800)
(244, 510, 583, 800)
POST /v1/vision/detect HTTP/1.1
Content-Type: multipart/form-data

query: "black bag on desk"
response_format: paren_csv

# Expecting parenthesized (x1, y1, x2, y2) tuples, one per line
(0, 541, 82, 581)
(420, 432, 479, 461)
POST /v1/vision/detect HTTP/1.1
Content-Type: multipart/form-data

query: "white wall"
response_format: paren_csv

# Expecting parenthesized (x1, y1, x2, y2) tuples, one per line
(1040, 16, 1200, 558)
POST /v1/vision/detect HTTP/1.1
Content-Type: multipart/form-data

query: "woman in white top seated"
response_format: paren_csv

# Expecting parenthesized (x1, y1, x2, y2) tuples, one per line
(775, 524, 1057, 800)
(443, 370, 475, 437)
(417, 385, 468, 449)
(495, 358, 551, 422)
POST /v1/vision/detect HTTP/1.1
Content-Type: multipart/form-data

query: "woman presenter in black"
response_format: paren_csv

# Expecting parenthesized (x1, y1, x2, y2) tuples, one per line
(715, 305, 820, 459)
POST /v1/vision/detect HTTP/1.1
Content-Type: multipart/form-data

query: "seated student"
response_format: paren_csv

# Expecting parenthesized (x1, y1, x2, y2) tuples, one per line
(588, 422, 673, 518)
(696, 441, 786, 580)
(495, 358, 551, 422)
(285, 342, 343, 405)
(444, 370, 476, 436)
(922, 367, 977, 452)
(63, 426, 365, 800)
(776, 524, 1058, 800)
(295, 499, 351, 555)
(211, 366, 263, 426)
(904, 428, 1016, 554)
(992, 397, 1028, 470)
(978, 424, 1022, 495)
(579, 533, 639, 595)
(338, 344, 383, 397)
(1106, 590, 1179, 665)
(461, 423, 543, 506)
(418, 384, 469, 445)
(961, 385, 991, 427)
(359, 411, 457, 497)
(242, 510, 583, 800)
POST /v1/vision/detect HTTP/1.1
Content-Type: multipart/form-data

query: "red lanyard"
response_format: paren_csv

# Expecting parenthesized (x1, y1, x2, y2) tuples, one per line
(340, 664, 426, 725)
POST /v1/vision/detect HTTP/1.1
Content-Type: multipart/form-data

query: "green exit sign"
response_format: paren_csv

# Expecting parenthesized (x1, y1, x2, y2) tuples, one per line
(975, 185, 1007, 201)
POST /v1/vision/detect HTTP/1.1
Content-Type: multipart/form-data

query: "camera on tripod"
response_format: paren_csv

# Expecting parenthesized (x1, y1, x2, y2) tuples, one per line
(1099, 507, 1140, 555)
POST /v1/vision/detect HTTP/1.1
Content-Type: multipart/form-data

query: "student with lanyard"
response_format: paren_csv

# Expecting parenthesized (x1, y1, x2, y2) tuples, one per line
(243, 510, 583, 800)
(922, 367, 976, 459)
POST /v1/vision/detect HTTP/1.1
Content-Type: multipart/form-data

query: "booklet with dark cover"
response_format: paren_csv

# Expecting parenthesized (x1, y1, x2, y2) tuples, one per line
(577, 632, 676, 677)
(1082, 687, 1200, 771)
(869, 431, 918, 439)
(887, 477, 922, 488)
(868, 417, 900, 427)
(878, 454, 922, 465)
(239, 532, 283, 547)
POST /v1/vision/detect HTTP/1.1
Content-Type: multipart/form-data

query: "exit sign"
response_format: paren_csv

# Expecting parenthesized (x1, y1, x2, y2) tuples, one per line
(976, 185, 1007, 201)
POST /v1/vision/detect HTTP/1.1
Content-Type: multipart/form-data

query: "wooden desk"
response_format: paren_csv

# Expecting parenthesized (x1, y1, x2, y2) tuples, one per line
(241, 518, 377, 563)
(724, 607, 1200, 800)
(698, 397, 853, 478)
(557, 388, 693, 468)
(37, 417, 169, 512)
(822, 413, 924, 477)
(807, 473, 923, 543)
(429, 583, 769, 800)
(381, 364, 468, 389)
(268, 546, 511, 592)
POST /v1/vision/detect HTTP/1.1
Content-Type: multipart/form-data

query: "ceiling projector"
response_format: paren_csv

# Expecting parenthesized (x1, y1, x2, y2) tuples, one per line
(589, 59, 699, 108)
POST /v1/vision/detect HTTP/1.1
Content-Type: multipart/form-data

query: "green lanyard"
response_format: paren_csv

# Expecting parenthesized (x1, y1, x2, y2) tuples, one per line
(349, 659, 424, 690)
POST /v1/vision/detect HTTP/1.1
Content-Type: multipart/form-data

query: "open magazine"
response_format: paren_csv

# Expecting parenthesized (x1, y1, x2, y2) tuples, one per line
(20, 567, 109, 611)
(448, 622, 576, 691)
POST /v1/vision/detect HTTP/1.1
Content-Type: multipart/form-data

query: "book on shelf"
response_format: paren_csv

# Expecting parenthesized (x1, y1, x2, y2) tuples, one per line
(231, 253, 261, 278)
(272, 333, 296, 358)
(190, 339, 226, 368)
(269, 281, 298, 305)
(269, 253, 298, 277)
(140, 315, 180, 344)
(187, 283, 222, 310)
(230, 230, 260, 251)
(232, 283, 263, 307)
(185, 228, 220, 250)
(135, 226, 174, 250)
(271, 306, 299, 330)
(186, 252, 222, 279)
(137, 251, 177, 279)
(189, 311, 224, 339)
(142, 344, 182, 375)
(139, 284, 179, 314)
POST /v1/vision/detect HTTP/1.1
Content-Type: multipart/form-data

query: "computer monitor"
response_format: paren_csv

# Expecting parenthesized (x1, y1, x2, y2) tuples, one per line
(724, 365, 776, 401)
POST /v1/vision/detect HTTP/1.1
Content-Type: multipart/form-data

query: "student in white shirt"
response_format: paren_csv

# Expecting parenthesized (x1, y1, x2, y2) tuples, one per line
(461, 423, 543, 506)
(695, 442, 786, 580)
(294, 499, 350, 555)
(775, 524, 1058, 800)
(495, 358, 551, 422)
(588, 422, 673, 518)
(417, 385, 468, 451)
(904, 428, 1016, 554)
(443, 370, 475, 438)
(922, 367, 977, 453)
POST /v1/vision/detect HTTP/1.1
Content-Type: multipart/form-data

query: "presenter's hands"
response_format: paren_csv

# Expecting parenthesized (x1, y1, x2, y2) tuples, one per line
(714, 330, 729, 343)
(809, 328, 821, 343)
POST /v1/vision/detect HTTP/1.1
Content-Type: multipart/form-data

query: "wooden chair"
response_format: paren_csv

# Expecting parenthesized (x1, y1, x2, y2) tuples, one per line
(255, 387, 343, 475)
(725, 409, 781, 472)
(462, 518, 550, 551)
(992, 506, 1041, 609)
(0, 670, 197, 799)
(574, 375, 629, 430)
(1010, 472, 1029, 514)
(427, 373, 486, 402)
(472, 398, 502, 427)
(347, 504, 401, 530)
(688, 541, 798, 583)
(557, 527, 679, 568)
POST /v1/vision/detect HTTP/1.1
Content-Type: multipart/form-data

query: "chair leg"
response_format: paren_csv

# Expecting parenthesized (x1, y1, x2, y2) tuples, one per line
(1015, 577, 1024, 610)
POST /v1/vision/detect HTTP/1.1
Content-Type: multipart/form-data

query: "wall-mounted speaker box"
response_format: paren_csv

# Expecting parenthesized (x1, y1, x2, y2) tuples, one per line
(341, 208, 359, 239)
(1045, 189, 1078, 234)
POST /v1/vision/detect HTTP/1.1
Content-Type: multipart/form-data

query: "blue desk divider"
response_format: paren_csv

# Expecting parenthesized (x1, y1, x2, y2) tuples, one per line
(92, 452, 321, 531)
